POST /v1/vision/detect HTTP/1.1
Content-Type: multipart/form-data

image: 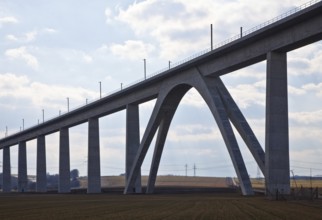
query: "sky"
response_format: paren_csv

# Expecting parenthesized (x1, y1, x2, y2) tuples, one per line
(1, 0, 322, 179)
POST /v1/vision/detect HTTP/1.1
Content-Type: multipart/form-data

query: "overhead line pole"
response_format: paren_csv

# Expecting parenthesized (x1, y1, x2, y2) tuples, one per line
(211, 24, 213, 50)
(143, 59, 146, 79)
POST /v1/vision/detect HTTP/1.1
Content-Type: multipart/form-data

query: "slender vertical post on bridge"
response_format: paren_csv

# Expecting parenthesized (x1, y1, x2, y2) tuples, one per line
(36, 135, 47, 192)
(67, 97, 70, 112)
(59, 127, 70, 193)
(2, 147, 11, 192)
(99, 81, 102, 99)
(211, 24, 213, 50)
(143, 59, 147, 79)
(126, 104, 142, 193)
(18, 141, 27, 192)
(87, 118, 101, 193)
(265, 51, 290, 196)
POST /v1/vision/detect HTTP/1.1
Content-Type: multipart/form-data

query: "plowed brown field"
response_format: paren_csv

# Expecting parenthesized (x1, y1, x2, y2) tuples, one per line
(1, 193, 322, 220)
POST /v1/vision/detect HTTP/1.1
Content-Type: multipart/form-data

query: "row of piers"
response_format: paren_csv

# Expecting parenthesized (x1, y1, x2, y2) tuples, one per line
(1, 104, 142, 194)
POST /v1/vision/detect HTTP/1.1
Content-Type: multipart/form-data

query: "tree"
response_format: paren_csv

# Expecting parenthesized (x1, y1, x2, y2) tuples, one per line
(70, 169, 79, 181)
(70, 169, 80, 188)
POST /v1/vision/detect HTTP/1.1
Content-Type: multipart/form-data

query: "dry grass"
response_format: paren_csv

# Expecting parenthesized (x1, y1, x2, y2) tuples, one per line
(0, 193, 322, 220)
(79, 176, 229, 188)
(251, 178, 322, 189)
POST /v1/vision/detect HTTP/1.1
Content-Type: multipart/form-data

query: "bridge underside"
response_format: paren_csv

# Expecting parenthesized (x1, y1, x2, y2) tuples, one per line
(124, 52, 288, 196)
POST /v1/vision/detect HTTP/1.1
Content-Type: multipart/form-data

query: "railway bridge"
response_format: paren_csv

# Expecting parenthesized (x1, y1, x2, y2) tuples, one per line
(1, 0, 322, 196)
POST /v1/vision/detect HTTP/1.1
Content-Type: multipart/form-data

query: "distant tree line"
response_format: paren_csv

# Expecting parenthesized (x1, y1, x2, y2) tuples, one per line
(0, 169, 80, 191)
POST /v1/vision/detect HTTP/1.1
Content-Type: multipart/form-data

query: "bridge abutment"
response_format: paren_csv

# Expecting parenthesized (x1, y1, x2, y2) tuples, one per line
(265, 51, 290, 196)
(36, 135, 47, 192)
(2, 147, 11, 192)
(126, 104, 142, 193)
(87, 118, 101, 193)
(59, 127, 70, 193)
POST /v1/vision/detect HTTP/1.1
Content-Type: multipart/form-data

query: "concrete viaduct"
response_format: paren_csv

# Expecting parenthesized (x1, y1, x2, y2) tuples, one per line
(1, 1, 322, 196)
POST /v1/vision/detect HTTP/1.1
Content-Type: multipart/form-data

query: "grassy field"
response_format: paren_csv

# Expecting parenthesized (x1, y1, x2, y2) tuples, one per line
(1, 193, 322, 220)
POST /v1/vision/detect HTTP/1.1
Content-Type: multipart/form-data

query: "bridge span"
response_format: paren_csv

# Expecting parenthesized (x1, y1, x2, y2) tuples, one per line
(1, 1, 322, 196)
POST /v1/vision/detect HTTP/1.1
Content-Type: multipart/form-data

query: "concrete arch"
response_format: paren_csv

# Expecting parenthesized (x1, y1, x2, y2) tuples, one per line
(124, 68, 261, 195)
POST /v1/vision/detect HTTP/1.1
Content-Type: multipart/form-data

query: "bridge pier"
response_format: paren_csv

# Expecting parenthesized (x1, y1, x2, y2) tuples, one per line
(59, 127, 70, 193)
(2, 147, 11, 192)
(265, 51, 290, 196)
(126, 104, 142, 193)
(36, 135, 47, 192)
(18, 141, 27, 192)
(87, 118, 101, 193)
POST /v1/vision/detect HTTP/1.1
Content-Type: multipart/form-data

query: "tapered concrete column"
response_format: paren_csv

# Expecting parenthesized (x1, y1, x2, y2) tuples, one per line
(36, 135, 47, 192)
(126, 104, 142, 193)
(59, 127, 70, 193)
(18, 141, 27, 192)
(147, 116, 173, 194)
(87, 118, 101, 193)
(265, 51, 290, 196)
(2, 147, 11, 192)
(215, 78, 265, 174)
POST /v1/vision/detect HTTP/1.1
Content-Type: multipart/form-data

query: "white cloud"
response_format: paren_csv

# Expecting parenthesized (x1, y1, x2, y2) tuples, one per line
(6, 28, 57, 43)
(0, 73, 29, 91)
(168, 124, 222, 142)
(288, 43, 322, 76)
(82, 54, 93, 63)
(43, 28, 57, 33)
(5, 47, 39, 70)
(6, 34, 19, 41)
(310, 49, 322, 74)
(180, 89, 206, 108)
(111, 0, 302, 59)
(25, 31, 38, 42)
(288, 85, 306, 95)
(227, 80, 266, 108)
(0, 73, 97, 110)
(41, 48, 94, 66)
(290, 110, 322, 125)
(302, 83, 322, 97)
(110, 40, 155, 60)
(0, 16, 18, 26)
(105, 8, 113, 23)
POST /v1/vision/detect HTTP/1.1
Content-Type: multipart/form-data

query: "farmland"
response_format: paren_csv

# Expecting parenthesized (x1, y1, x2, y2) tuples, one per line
(79, 175, 230, 188)
(1, 192, 322, 219)
(1, 176, 322, 219)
